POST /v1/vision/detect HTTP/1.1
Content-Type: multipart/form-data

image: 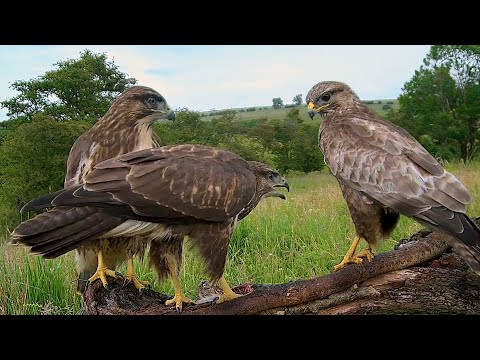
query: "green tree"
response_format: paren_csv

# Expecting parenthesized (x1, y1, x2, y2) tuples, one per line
(292, 94, 303, 106)
(0, 113, 90, 227)
(272, 97, 284, 109)
(392, 45, 480, 162)
(269, 109, 324, 173)
(1, 49, 137, 123)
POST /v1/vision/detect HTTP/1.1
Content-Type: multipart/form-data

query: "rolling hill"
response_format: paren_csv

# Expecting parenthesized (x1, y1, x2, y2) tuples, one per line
(199, 99, 399, 122)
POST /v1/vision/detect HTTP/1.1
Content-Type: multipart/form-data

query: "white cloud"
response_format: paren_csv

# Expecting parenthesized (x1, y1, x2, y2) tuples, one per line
(0, 45, 430, 120)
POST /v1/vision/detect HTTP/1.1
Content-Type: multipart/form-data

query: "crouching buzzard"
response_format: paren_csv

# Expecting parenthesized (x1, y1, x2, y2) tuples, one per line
(11, 144, 289, 306)
(306, 81, 480, 275)
(148, 161, 289, 311)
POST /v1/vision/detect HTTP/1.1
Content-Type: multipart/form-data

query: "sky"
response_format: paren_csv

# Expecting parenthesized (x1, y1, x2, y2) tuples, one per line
(0, 45, 430, 120)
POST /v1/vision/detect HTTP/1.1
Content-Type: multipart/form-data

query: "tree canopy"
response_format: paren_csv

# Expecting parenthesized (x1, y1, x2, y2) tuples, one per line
(0, 113, 89, 227)
(272, 97, 284, 109)
(1, 49, 137, 123)
(390, 45, 480, 162)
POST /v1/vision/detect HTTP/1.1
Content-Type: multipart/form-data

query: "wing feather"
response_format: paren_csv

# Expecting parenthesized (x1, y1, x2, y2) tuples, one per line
(38, 145, 256, 223)
(321, 111, 472, 218)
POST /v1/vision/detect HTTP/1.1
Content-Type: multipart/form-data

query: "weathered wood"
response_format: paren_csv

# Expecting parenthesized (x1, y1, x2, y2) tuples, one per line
(82, 227, 480, 315)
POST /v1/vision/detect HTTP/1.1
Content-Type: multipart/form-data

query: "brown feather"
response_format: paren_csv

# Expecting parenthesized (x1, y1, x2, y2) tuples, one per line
(60, 86, 174, 290)
(307, 80, 480, 275)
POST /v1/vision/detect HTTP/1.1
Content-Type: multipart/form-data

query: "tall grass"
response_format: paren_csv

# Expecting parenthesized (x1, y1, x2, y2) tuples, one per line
(1, 162, 480, 314)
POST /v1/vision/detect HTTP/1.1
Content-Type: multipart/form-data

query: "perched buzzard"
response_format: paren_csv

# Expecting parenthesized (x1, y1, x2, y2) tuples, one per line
(148, 160, 289, 311)
(306, 81, 480, 275)
(61, 85, 175, 291)
(11, 144, 289, 307)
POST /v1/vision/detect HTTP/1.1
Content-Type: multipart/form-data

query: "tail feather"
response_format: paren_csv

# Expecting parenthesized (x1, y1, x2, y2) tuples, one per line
(14, 207, 92, 242)
(415, 207, 480, 275)
(20, 187, 78, 213)
(11, 206, 123, 259)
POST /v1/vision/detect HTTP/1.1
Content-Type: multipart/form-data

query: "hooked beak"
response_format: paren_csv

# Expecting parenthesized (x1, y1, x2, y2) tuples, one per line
(266, 177, 290, 200)
(155, 103, 176, 122)
(274, 177, 289, 192)
(166, 110, 176, 121)
(307, 102, 317, 120)
(308, 101, 328, 119)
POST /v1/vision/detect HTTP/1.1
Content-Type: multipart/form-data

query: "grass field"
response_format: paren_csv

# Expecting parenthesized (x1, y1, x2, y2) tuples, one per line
(199, 99, 399, 122)
(1, 160, 479, 315)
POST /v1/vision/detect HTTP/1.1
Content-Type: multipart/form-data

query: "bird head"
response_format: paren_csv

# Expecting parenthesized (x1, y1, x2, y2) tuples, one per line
(248, 161, 289, 200)
(105, 85, 176, 126)
(306, 81, 360, 119)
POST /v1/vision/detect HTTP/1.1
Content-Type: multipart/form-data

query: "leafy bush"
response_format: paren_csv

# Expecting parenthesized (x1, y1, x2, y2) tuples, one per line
(0, 113, 90, 227)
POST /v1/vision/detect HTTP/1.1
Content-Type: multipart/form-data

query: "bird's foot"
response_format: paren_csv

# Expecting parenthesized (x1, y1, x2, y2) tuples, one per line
(333, 258, 352, 272)
(124, 274, 149, 291)
(215, 276, 242, 304)
(88, 268, 120, 288)
(124, 258, 149, 291)
(165, 293, 194, 313)
(356, 248, 374, 262)
(333, 247, 374, 272)
(216, 289, 242, 304)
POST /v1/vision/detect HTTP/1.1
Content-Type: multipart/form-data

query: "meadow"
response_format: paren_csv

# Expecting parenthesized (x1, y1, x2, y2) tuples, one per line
(1, 161, 479, 315)
(199, 99, 400, 122)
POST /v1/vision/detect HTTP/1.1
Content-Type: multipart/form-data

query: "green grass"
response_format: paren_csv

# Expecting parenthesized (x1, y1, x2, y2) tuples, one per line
(1, 160, 479, 314)
(200, 99, 400, 122)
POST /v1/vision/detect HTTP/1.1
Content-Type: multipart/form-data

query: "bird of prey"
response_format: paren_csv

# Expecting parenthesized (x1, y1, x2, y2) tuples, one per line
(11, 144, 290, 308)
(306, 81, 480, 275)
(148, 160, 289, 311)
(61, 85, 175, 292)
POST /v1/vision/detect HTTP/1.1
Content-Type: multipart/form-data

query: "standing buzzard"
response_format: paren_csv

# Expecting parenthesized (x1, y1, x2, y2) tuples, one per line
(306, 81, 480, 275)
(11, 144, 289, 307)
(62, 85, 175, 291)
(148, 160, 289, 311)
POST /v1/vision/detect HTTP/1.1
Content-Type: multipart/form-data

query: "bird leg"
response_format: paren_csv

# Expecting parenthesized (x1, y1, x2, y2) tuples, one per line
(333, 236, 362, 272)
(333, 237, 376, 272)
(216, 276, 242, 304)
(164, 254, 192, 313)
(88, 250, 120, 288)
(355, 246, 375, 262)
(124, 258, 149, 291)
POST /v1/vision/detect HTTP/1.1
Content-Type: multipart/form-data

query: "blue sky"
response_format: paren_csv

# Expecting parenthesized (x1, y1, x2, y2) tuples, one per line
(0, 45, 430, 120)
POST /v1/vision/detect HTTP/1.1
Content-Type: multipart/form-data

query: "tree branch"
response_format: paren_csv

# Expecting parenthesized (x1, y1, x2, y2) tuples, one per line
(82, 225, 480, 315)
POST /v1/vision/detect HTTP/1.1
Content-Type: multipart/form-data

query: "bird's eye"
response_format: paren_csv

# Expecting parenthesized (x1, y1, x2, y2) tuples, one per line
(147, 97, 157, 106)
(268, 173, 275, 181)
(321, 93, 331, 102)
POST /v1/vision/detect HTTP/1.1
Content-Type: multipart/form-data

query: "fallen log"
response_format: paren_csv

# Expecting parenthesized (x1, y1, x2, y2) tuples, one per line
(82, 225, 480, 315)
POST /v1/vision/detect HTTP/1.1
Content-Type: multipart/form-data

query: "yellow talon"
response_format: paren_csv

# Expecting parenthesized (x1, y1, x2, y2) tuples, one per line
(215, 276, 242, 304)
(164, 254, 192, 312)
(125, 258, 149, 291)
(165, 293, 193, 312)
(333, 237, 375, 272)
(333, 236, 361, 272)
(88, 250, 119, 288)
(356, 247, 375, 262)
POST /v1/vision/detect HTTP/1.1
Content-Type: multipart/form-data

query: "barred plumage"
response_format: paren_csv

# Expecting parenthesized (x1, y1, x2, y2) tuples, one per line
(306, 81, 480, 275)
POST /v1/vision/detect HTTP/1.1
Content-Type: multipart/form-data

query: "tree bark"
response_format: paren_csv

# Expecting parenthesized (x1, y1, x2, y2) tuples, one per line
(82, 225, 480, 315)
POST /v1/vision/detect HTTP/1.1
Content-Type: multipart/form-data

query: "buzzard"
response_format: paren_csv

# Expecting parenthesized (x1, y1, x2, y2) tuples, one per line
(148, 160, 289, 311)
(306, 81, 480, 275)
(11, 144, 289, 307)
(61, 85, 175, 291)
